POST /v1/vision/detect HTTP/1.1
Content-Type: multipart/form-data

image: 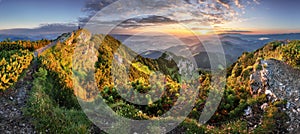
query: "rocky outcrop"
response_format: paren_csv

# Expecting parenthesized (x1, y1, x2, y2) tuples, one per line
(250, 59, 300, 132)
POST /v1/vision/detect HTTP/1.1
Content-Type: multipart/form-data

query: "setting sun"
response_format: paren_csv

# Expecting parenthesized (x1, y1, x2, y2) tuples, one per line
(198, 30, 209, 35)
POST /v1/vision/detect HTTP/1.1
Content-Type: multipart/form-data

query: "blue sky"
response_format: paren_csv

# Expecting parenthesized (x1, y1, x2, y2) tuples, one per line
(0, 0, 85, 29)
(224, 0, 300, 33)
(0, 0, 300, 34)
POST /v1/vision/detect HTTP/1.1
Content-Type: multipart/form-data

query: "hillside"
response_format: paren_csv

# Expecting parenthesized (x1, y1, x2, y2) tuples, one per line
(29, 30, 300, 133)
(0, 38, 53, 133)
(225, 40, 300, 133)
(0, 29, 299, 133)
(25, 29, 194, 133)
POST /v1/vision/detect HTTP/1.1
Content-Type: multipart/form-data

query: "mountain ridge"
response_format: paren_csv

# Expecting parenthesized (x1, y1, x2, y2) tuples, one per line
(1, 29, 299, 133)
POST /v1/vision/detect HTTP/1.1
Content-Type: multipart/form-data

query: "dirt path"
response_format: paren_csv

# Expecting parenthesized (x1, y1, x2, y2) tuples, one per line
(0, 62, 37, 134)
(35, 41, 57, 57)
(0, 42, 56, 134)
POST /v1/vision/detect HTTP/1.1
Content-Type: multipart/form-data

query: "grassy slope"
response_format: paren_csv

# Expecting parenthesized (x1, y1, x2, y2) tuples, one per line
(25, 29, 300, 133)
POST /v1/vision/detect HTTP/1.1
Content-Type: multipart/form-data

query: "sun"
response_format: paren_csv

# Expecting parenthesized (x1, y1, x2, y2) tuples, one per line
(199, 30, 208, 35)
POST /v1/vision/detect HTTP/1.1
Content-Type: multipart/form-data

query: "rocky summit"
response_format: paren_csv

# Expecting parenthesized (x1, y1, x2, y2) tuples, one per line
(250, 59, 300, 132)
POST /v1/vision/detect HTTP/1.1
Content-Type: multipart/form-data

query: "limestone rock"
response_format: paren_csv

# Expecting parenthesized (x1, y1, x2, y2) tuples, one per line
(250, 59, 300, 132)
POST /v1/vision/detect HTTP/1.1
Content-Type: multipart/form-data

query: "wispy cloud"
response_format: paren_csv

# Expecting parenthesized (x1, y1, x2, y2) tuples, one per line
(80, 0, 259, 31)
(217, 0, 231, 9)
(0, 23, 77, 35)
(253, 0, 260, 5)
(234, 0, 242, 8)
(222, 30, 253, 33)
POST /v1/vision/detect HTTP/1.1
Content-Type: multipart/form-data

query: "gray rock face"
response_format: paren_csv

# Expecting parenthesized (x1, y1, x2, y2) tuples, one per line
(250, 59, 300, 132)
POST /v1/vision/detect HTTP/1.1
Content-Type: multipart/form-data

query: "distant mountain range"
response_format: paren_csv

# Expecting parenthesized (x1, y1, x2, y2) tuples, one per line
(0, 34, 59, 41)
(0, 24, 78, 41)
(113, 33, 300, 68)
(1, 30, 300, 69)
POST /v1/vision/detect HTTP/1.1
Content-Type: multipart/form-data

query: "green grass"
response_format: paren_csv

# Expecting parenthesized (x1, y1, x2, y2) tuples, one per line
(25, 68, 91, 133)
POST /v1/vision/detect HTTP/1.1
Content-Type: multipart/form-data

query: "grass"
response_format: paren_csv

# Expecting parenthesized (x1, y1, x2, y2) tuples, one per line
(25, 68, 91, 133)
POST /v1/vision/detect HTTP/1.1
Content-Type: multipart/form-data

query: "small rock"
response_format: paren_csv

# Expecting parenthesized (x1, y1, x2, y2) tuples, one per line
(244, 106, 252, 116)
(260, 103, 268, 111)
(9, 96, 13, 101)
(286, 102, 291, 109)
(19, 123, 26, 127)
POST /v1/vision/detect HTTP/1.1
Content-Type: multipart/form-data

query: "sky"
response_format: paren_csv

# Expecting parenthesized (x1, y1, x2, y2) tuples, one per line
(0, 0, 85, 29)
(0, 0, 300, 35)
(218, 0, 300, 34)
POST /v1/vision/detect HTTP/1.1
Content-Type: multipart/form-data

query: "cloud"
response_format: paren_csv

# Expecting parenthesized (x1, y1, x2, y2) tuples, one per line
(0, 23, 78, 40)
(116, 15, 176, 28)
(217, 0, 231, 9)
(253, 0, 260, 5)
(83, 0, 118, 14)
(222, 30, 253, 33)
(125, 15, 175, 24)
(234, 0, 243, 8)
(38, 23, 78, 31)
(80, 0, 259, 33)
(0, 23, 78, 35)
